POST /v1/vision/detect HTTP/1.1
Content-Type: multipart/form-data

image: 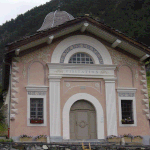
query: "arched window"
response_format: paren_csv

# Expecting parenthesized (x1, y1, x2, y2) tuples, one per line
(68, 53, 94, 64)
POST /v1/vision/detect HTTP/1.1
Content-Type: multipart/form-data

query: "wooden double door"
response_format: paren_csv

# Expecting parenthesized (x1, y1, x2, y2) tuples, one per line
(70, 100, 97, 139)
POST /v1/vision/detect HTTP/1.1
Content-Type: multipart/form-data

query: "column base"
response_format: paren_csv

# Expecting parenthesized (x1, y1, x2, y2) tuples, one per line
(50, 136, 63, 142)
(142, 135, 150, 145)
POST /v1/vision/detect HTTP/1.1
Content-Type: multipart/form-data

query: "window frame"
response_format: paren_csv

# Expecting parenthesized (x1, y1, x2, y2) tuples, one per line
(121, 100, 133, 121)
(27, 94, 47, 126)
(119, 97, 137, 127)
(63, 48, 99, 64)
(68, 52, 94, 64)
(30, 98, 44, 119)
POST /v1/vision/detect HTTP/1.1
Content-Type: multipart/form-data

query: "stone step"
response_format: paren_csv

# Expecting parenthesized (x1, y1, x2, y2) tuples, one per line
(62, 139, 106, 145)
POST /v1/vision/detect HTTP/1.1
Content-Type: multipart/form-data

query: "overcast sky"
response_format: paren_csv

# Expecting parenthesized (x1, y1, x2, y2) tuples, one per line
(0, 0, 51, 26)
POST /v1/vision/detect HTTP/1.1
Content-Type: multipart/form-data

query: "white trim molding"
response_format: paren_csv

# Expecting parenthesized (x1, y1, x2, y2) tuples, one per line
(47, 35, 54, 44)
(49, 76, 61, 137)
(26, 86, 48, 92)
(104, 79, 118, 136)
(117, 88, 137, 93)
(51, 35, 113, 64)
(140, 54, 149, 61)
(47, 63, 117, 79)
(15, 48, 20, 56)
(111, 39, 121, 48)
(81, 23, 89, 32)
(64, 48, 99, 64)
(62, 93, 104, 139)
(117, 88, 137, 127)
(26, 86, 48, 126)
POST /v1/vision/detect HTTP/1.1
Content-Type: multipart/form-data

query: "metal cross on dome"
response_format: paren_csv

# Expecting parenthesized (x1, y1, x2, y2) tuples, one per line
(58, 0, 63, 10)
(58, 0, 61, 10)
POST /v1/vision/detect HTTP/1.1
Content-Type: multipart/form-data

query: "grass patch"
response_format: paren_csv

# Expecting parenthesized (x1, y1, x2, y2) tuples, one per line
(0, 138, 13, 142)
(146, 76, 150, 107)
(0, 122, 7, 137)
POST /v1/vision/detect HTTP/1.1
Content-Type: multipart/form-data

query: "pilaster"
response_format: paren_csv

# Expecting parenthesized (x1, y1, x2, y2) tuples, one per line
(104, 78, 117, 136)
(49, 76, 62, 140)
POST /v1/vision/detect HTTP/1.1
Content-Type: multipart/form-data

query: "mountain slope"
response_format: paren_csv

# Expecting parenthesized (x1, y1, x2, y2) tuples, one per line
(0, 0, 150, 83)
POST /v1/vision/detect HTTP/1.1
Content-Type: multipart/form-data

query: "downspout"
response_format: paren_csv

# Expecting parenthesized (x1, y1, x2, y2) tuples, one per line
(8, 64, 11, 139)
(3, 59, 11, 138)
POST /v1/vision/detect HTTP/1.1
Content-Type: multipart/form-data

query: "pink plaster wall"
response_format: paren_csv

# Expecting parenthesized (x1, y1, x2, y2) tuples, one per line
(29, 62, 45, 85)
(106, 45, 149, 136)
(10, 61, 50, 137)
(118, 65, 133, 87)
(10, 33, 150, 139)
(60, 78, 107, 137)
(10, 41, 60, 137)
(117, 64, 150, 136)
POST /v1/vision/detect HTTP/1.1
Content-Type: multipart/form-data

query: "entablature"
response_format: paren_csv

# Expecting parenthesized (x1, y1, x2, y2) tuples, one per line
(47, 63, 117, 79)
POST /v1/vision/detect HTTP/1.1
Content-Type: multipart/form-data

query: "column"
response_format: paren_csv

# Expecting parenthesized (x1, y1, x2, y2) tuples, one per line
(104, 79, 118, 136)
(49, 76, 62, 141)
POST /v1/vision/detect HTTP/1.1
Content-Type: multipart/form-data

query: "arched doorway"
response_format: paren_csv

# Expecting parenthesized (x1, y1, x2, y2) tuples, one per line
(70, 100, 97, 139)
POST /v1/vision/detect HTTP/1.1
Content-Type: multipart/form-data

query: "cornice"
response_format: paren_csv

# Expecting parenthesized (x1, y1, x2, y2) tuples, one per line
(117, 88, 137, 93)
(47, 63, 117, 70)
(26, 86, 48, 92)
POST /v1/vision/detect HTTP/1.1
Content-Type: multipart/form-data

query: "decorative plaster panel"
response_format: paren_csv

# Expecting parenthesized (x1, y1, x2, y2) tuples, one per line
(28, 91, 46, 95)
(63, 80, 101, 94)
(66, 83, 70, 87)
(144, 94, 149, 99)
(12, 67, 19, 73)
(20, 46, 51, 78)
(10, 114, 16, 120)
(11, 98, 18, 104)
(146, 114, 150, 119)
(50, 69, 113, 76)
(60, 43, 104, 64)
(108, 48, 139, 80)
(51, 35, 112, 64)
(118, 93, 134, 97)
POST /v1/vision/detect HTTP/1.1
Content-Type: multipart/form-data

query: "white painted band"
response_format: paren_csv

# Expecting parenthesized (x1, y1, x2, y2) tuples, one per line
(62, 93, 104, 139)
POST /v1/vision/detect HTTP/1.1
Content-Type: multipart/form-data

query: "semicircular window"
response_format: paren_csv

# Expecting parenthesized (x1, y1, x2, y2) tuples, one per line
(69, 53, 94, 64)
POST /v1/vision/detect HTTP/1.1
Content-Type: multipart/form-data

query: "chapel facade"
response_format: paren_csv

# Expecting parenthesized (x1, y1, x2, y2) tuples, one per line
(3, 9, 150, 144)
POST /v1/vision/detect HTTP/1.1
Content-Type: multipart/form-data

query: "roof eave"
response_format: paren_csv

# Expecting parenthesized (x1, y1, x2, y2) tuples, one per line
(5, 17, 150, 60)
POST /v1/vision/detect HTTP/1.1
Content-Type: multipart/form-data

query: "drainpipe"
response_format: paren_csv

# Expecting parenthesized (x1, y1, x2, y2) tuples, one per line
(3, 59, 11, 138)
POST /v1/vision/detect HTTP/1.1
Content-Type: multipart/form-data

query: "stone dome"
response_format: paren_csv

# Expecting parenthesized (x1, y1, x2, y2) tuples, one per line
(37, 10, 74, 31)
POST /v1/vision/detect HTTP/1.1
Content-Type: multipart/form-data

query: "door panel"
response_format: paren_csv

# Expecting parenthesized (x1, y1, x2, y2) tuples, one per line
(70, 112, 76, 139)
(89, 111, 97, 139)
(76, 111, 89, 139)
(70, 100, 97, 140)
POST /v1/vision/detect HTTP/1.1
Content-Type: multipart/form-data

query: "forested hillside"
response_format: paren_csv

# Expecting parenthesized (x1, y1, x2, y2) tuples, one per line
(0, 0, 150, 80)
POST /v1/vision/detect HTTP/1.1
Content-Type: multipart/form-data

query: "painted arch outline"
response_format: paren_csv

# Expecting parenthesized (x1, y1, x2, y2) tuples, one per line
(62, 93, 105, 139)
(51, 35, 112, 64)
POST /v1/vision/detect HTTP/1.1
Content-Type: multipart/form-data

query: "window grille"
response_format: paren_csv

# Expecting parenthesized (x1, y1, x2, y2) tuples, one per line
(30, 98, 43, 119)
(121, 100, 133, 120)
(69, 53, 94, 64)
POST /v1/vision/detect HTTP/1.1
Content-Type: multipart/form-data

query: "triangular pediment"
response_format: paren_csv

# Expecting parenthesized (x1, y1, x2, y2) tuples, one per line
(5, 17, 150, 61)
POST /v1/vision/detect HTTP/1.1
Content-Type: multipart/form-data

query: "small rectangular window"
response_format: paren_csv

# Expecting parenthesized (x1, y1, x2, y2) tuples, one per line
(30, 98, 43, 124)
(121, 100, 134, 124)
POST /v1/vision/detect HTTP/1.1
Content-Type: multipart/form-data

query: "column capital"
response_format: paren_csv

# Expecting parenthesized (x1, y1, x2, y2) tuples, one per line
(104, 77, 117, 83)
(48, 76, 62, 82)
